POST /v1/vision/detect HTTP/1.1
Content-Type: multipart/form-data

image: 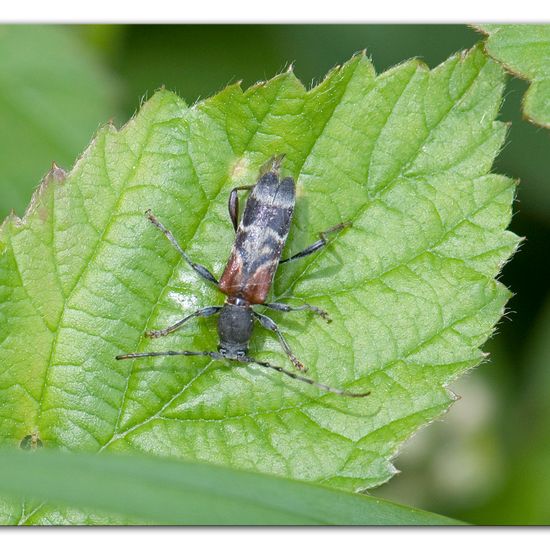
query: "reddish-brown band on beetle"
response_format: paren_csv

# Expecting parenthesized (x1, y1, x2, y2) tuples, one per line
(219, 171, 295, 304)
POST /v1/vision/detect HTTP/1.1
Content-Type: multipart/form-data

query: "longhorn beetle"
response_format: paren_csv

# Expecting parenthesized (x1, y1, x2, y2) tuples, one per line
(116, 156, 370, 398)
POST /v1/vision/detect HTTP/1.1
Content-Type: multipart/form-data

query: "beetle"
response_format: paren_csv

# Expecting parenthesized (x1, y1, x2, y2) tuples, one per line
(116, 156, 369, 398)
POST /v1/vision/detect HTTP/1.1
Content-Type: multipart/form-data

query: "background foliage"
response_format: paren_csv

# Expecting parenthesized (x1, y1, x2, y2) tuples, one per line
(0, 24, 548, 524)
(477, 24, 550, 128)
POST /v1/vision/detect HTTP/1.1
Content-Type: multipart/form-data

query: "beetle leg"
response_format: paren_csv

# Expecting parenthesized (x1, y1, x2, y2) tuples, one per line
(280, 221, 352, 264)
(145, 210, 219, 286)
(252, 311, 307, 372)
(239, 356, 370, 398)
(228, 185, 255, 232)
(260, 302, 331, 322)
(145, 306, 222, 338)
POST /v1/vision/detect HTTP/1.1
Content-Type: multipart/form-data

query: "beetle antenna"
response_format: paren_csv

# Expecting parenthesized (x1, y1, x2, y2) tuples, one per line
(116, 350, 222, 361)
(244, 357, 370, 398)
(259, 154, 285, 176)
(115, 351, 369, 398)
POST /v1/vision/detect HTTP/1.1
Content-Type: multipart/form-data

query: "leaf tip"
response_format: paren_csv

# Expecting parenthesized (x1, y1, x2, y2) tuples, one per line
(8, 161, 69, 229)
(447, 388, 461, 402)
(106, 116, 118, 130)
(471, 24, 490, 36)
(389, 463, 401, 476)
(49, 162, 67, 183)
(1, 209, 22, 232)
(412, 57, 430, 72)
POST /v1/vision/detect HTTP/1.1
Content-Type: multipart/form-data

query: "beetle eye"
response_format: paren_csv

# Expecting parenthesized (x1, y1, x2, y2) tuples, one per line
(236, 350, 245, 358)
(218, 347, 227, 356)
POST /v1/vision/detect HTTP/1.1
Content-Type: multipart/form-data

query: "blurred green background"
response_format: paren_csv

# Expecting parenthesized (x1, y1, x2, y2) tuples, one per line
(0, 24, 548, 525)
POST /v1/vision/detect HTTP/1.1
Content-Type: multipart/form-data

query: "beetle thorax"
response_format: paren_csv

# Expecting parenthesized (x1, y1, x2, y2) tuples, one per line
(217, 301, 254, 358)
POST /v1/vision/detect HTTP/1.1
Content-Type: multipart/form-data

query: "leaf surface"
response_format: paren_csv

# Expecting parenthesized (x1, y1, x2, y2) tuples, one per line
(0, 45, 518, 523)
(477, 24, 550, 128)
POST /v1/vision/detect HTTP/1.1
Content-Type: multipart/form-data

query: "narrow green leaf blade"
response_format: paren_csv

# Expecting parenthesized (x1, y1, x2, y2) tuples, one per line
(477, 24, 550, 128)
(0, 449, 464, 525)
(0, 45, 518, 523)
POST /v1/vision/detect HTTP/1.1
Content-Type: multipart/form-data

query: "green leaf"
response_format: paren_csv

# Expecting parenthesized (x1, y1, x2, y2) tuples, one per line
(0, 45, 518, 524)
(476, 24, 550, 128)
(0, 448, 463, 525)
(0, 25, 119, 218)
